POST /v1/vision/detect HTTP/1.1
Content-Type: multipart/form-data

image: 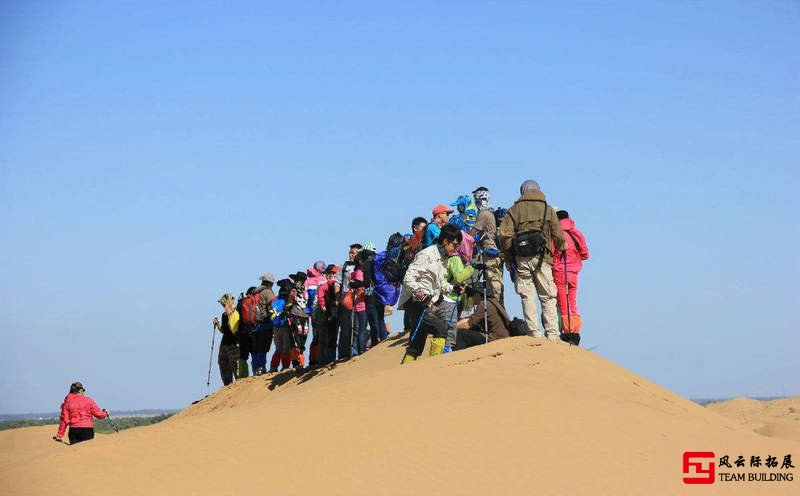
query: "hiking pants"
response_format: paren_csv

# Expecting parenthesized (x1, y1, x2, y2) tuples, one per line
(435, 299, 459, 348)
(324, 316, 338, 363)
(514, 255, 559, 338)
(68, 427, 94, 444)
(405, 300, 448, 358)
(338, 308, 354, 359)
(251, 323, 273, 371)
(354, 310, 368, 355)
(218, 344, 238, 385)
(484, 254, 505, 306)
(238, 326, 253, 360)
(366, 297, 388, 346)
(454, 329, 488, 351)
(274, 326, 292, 354)
(552, 270, 579, 316)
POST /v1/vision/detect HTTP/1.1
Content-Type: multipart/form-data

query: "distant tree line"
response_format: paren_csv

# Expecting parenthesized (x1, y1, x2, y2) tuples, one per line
(0, 414, 173, 432)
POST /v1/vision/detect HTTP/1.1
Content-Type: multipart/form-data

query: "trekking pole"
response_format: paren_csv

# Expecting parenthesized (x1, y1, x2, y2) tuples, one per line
(206, 322, 216, 388)
(564, 254, 572, 335)
(482, 268, 488, 344)
(402, 307, 427, 364)
(103, 409, 120, 433)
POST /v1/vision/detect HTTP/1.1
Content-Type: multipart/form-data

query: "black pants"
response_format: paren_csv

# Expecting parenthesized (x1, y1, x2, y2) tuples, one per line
(238, 326, 253, 360)
(455, 329, 488, 351)
(405, 300, 447, 357)
(68, 427, 95, 444)
(252, 327, 273, 354)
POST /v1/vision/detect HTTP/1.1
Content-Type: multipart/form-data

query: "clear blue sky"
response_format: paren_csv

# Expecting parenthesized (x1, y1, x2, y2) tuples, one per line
(1, 1, 797, 413)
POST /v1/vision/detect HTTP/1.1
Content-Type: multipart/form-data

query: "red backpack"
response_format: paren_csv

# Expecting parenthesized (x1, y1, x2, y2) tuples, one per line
(240, 293, 262, 326)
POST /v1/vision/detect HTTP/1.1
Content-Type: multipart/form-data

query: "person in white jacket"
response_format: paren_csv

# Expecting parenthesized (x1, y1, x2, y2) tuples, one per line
(399, 224, 463, 363)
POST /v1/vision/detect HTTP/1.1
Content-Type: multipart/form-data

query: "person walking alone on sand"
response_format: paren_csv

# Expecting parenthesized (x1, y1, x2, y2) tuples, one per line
(54, 382, 109, 444)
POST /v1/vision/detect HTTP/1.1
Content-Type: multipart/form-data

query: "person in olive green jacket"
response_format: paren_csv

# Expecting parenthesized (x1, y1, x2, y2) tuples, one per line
(498, 180, 566, 341)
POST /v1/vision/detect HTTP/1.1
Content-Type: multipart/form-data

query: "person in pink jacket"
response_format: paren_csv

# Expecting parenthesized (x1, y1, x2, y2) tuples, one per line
(54, 382, 108, 444)
(551, 209, 590, 345)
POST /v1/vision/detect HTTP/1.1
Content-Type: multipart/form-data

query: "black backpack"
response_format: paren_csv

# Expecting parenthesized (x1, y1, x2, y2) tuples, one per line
(379, 232, 407, 283)
(508, 317, 528, 337)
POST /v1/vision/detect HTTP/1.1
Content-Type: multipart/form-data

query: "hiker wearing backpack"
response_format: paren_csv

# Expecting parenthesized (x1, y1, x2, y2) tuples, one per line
(469, 186, 506, 305)
(399, 224, 463, 363)
(54, 382, 109, 444)
(498, 180, 566, 341)
(270, 279, 296, 372)
(422, 205, 454, 249)
(305, 261, 327, 366)
(551, 209, 590, 346)
(236, 289, 257, 378)
(349, 243, 375, 355)
(371, 233, 405, 344)
(288, 272, 310, 368)
(245, 274, 275, 375)
(454, 283, 511, 350)
(317, 264, 340, 364)
(213, 293, 240, 385)
(335, 243, 361, 360)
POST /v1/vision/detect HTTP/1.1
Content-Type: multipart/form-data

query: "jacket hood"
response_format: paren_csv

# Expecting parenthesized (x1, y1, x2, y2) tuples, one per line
(559, 218, 575, 231)
(517, 189, 547, 203)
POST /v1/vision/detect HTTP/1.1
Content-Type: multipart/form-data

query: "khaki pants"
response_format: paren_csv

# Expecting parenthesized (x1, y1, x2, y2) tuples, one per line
(484, 255, 505, 305)
(514, 255, 559, 339)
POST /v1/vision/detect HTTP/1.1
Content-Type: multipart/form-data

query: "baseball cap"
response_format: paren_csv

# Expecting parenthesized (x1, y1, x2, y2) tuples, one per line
(432, 204, 454, 216)
(259, 273, 276, 284)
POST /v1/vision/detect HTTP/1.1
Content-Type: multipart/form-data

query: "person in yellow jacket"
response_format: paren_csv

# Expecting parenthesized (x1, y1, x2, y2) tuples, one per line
(213, 293, 240, 385)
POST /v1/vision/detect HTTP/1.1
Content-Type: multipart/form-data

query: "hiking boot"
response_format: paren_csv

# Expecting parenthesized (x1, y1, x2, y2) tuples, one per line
(531, 331, 545, 339)
(545, 332, 562, 342)
(401, 353, 417, 364)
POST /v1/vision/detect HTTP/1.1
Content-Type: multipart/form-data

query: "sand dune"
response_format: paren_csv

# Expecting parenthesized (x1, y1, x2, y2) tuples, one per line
(1, 336, 797, 495)
(706, 397, 800, 443)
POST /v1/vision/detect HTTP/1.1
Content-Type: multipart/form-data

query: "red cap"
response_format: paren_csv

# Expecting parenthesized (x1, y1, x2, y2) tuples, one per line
(432, 204, 454, 216)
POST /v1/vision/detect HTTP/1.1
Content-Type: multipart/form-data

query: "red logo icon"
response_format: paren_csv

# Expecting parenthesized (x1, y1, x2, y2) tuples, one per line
(683, 452, 716, 484)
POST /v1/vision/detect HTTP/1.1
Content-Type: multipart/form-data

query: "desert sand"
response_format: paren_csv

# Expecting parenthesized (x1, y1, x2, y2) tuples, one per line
(1, 335, 797, 495)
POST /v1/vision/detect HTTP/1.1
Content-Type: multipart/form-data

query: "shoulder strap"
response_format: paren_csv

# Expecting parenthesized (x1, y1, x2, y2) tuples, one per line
(540, 201, 549, 230)
(566, 230, 580, 251)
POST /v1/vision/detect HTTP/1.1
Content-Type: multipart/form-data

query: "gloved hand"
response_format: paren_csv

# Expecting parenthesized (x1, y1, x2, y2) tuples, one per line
(471, 262, 487, 270)
(412, 289, 430, 304)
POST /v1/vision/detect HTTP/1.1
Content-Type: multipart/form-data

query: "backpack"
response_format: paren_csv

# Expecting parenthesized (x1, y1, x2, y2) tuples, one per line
(511, 201, 550, 259)
(508, 317, 528, 337)
(377, 232, 407, 283)
(240, 292, 261, 326)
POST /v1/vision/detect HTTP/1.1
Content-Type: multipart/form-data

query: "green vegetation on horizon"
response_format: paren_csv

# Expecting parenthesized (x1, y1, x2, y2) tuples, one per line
(0, 414, 173, 432)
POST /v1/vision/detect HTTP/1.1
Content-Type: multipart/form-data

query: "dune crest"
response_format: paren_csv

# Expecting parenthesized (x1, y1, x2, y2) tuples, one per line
(1, 336, 797, 495)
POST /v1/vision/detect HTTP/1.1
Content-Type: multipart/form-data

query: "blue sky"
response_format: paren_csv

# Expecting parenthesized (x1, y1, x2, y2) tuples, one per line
(1, 1, 797, 413)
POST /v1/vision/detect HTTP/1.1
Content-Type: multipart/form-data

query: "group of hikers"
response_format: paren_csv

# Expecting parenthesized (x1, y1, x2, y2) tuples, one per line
(53, 179, 590, 444)
(212, 179, 590, 385)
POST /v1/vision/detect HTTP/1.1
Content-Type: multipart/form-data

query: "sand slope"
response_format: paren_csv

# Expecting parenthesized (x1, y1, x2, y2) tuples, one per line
(706, 397, 800, 443)
(1, 336, 797, 495)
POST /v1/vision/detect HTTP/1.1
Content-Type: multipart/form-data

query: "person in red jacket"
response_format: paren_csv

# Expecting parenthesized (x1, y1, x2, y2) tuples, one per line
(551, 209, 590, 346)
(54, 382, 108, 444)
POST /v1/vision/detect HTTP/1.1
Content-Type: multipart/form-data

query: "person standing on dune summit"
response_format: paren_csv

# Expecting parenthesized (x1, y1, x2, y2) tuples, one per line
(54, 382, 108, 444)
(213, 293, 240, 385)
(499, 180, 566, 341)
